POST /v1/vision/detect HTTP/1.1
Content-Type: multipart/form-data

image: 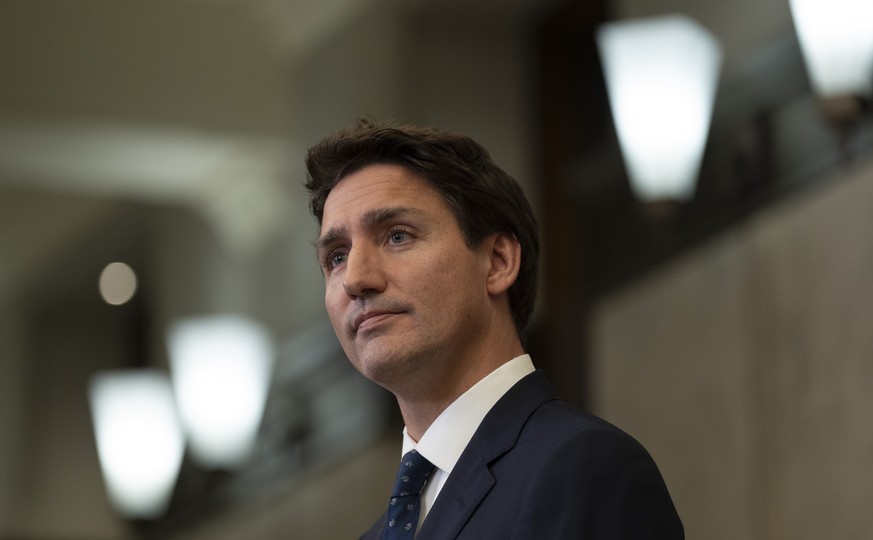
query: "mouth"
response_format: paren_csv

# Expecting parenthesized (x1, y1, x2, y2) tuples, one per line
(352, 309, 405, 333)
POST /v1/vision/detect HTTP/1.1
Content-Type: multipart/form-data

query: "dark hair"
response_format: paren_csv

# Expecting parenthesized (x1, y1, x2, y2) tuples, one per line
(305, 117, 539, 339)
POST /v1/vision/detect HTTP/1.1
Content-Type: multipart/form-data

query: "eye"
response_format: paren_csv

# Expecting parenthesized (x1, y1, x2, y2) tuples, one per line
(387, 228, 412, 245)
(323, 250, 347, 272)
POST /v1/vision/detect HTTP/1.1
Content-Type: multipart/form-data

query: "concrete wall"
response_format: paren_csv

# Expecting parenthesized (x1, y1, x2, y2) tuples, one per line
(590, 157, 873, 539)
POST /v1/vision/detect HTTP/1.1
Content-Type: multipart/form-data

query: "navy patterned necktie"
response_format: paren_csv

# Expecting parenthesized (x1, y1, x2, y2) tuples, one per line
(382, 449, 436, 539)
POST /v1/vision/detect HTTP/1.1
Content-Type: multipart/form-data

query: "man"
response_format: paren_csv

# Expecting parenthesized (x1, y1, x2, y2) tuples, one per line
(305, 118, 683, 539)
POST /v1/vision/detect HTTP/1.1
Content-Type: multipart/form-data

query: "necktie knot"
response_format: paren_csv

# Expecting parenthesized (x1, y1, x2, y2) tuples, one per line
(391, 449, 436, 497)
(382, 449, 435, 539)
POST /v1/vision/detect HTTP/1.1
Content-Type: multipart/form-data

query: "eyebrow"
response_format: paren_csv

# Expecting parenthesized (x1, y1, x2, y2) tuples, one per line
(316, 207, 422, 257)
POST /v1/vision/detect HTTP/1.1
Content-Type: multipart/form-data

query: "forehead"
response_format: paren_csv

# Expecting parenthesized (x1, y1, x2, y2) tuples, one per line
(320, 163, 450, 230)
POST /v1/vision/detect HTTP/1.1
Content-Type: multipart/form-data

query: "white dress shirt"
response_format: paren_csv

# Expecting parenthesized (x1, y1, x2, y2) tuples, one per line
(400, 354, 535, 529)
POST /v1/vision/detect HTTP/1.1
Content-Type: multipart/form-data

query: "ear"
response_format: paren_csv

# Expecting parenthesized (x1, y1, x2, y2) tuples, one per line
(485, 232, 521, 296)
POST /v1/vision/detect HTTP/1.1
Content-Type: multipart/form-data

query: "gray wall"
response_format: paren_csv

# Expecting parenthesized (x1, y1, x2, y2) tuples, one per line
(590, 157, 873, 539)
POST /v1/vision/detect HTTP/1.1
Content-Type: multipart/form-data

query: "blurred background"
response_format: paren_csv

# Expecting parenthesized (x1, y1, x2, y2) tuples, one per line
(1, 0, 872, 538)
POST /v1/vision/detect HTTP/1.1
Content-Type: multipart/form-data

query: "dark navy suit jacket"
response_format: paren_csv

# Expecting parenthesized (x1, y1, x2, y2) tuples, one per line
(361, 370, 683, 539)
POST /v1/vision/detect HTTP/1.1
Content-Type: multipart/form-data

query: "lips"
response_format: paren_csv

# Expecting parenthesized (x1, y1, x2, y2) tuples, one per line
(351, 307, 406, 333)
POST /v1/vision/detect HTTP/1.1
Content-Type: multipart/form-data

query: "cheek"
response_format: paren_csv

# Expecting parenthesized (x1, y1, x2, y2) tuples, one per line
(325, 293, 354, 357)
(414, 254, 482, 309)
(324, 286, 345, 325)
(431, 246, 484, 284)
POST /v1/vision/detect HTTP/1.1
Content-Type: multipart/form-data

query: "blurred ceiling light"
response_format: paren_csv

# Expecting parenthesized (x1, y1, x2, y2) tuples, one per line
(167, 314, 275, 469)
(0, 119, 294, 257)
(98, 262, 138, 305)
(597, 14, 722, 202)
(788, 0, 873, 100)
(88, 369, 185, 519)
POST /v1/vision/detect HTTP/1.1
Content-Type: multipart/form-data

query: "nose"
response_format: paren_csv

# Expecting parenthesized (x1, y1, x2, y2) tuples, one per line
(342, 245, 386, 298)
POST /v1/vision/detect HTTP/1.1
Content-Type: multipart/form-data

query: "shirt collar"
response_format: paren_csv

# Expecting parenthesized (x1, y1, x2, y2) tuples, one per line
(401, 354, 535, 474)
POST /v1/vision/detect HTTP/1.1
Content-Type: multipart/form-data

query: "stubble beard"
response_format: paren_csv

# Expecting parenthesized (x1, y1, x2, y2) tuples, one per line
(346, 330, 446, 398)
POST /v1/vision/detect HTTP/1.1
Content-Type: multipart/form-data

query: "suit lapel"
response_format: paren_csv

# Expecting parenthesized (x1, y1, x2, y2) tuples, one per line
(416, 445, 494, 539)
(416, 371, 558, 539)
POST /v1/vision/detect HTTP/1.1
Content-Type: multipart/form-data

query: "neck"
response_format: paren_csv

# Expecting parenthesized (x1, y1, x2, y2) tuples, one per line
(396, 329, 524, 441)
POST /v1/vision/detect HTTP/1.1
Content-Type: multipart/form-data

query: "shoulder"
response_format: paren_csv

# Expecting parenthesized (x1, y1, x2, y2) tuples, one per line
(501, 372, 649, 450)
(528, 399, 640, 447)
(504, 402, 684, 538)
(512, 398, 655, 473)
(478, 370, 652, 466)
(444, 373, 684, 538)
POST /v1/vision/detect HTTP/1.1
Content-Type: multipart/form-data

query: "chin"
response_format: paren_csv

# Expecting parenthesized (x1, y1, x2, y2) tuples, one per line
(357, 354, 400, 382)
(355, 347, 417, 388)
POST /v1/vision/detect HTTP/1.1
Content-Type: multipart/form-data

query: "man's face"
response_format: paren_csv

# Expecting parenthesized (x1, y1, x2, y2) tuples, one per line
(317, 164, 492, 392)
